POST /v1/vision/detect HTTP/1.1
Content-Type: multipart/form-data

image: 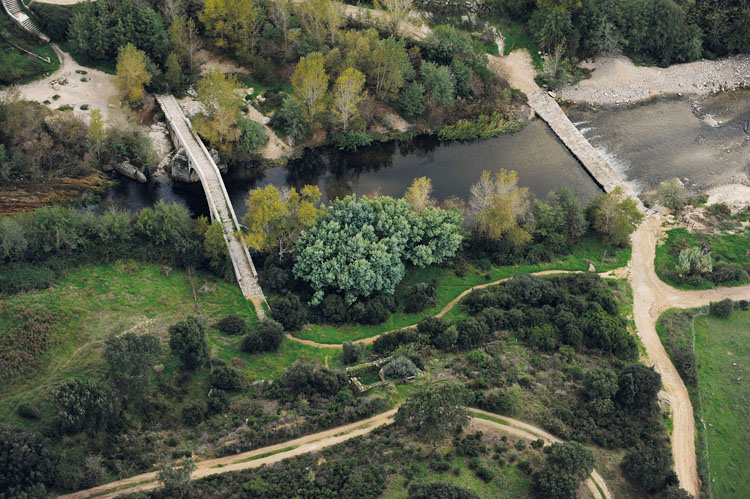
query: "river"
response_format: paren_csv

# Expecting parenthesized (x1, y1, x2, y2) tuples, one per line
(95, 90, 750, 218)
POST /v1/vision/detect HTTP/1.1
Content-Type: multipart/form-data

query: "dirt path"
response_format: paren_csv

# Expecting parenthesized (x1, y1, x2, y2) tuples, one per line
(286, 268, 624, 348)
(61, 406, 612, 499)
(558, 54, 750, 105)
(470, 409, 612, 499)
(630, 215, 750, 498)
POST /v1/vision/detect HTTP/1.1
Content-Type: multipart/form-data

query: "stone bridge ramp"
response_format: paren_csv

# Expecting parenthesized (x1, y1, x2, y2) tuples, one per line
(155, 94, 266, 315)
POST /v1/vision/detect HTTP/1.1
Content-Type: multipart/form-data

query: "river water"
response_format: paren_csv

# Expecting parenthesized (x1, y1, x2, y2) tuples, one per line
(96, 90, 750, 218)
(567, 90, 750, 196)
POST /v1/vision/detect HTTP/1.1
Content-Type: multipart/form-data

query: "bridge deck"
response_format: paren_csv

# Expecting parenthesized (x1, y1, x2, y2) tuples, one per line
(156, 95, 266, 315)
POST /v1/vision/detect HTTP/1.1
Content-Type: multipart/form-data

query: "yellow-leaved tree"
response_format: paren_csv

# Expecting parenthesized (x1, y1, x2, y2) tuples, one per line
(403, 176, 435, 214)
(242, 184, 323, 257)
(115, 43, 151, 104)
(200, 0, 260, 60)
(469, 169, 531, 248)
(332, 67, 366, 132)
(192, 68, 243, 154)
(291, 52, 329, 124)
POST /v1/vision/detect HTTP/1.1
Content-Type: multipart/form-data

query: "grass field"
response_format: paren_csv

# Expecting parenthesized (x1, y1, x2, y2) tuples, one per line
(0, 260, 337, 426)
(292, 237, 630, 344)
(657, 308, 750, 498)
(0, 14, 59, 85)
(654, 226, 750, 290)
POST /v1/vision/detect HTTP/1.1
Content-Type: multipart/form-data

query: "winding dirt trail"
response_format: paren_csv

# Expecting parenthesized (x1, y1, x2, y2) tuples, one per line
(630, 215, 750, 498)
(286, 268, 624, 349)
(61, 407, 612, 499)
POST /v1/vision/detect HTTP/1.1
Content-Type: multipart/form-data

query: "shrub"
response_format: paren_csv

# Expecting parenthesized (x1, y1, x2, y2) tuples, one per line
(456, 318, 489, 349)
(215, 314, 248, 335)
(317, 293, 348, 323)
(181, 403, 206, 426)
(382, 356, 419, 379)
(476, 465, 495, 482)
(342, 341, 364, 365)
(0, 427, 57, 496)
(280, 363, 347, 396)
(209, 366, 243, 391)
(709, 264, 747, 284)
(334, 130, 373, 151)
(706, 203, 731, 218)
(54, 380, 117, 434)
(709, 299, 734, 318)
(169, 316, 209, 370)
(373, 328, 419, 355)
(621, 445, 678, 493)
(16, 402, 42, 420)
(677, 247, 712, 277)
(271, 294, 308, 331)
(241, 318, 285, 354)
(237, 116, 269, 152)
(404, 282, 436, 313)
(348, 295, 396, 325)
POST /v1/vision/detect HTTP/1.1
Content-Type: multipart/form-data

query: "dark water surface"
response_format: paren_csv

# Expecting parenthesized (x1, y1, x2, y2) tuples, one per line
(96, 90, 749, 218)
(97, 119, 602, 219)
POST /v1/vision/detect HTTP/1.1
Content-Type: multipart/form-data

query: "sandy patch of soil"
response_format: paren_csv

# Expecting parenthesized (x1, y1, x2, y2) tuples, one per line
(1, 44, 120, 123)
(559, 54, 750, 105)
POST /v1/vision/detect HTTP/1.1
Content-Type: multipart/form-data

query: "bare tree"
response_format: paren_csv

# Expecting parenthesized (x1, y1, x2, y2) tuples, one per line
(161, 0, 184, 25)
(376, 0, 412, 36)
(269, 0, 292, 52)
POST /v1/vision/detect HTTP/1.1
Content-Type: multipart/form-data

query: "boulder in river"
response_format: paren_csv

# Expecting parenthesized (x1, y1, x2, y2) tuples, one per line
(114, 161, 147, 183)
(169, 150, 200, 183)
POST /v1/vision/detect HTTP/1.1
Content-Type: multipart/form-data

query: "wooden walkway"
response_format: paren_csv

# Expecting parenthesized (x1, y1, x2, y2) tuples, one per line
(156, 95, 266, 316)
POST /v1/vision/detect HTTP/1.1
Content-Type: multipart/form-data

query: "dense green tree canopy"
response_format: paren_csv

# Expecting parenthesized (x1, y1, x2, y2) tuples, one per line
(395, 382, 472, 441)
(168, 316, 210, 370)
(104, 332, 162, 402)
(294, 195, 462, 304)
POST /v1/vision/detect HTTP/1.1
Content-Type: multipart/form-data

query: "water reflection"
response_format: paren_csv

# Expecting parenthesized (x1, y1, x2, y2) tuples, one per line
(96, 119, 603, 219)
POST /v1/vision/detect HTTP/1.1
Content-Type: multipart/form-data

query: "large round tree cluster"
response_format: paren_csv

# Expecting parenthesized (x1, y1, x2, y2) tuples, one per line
(293, 195, 463, 304)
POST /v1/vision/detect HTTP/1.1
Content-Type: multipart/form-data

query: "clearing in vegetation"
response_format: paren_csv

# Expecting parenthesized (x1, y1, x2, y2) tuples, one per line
(0, 261, 338, 426)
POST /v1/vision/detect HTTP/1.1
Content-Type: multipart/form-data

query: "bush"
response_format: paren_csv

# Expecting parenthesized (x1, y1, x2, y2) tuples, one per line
(317, 294, 348, 323)
(181, 403, 206, 426)
(341, 341, 364, 365)
(241, 318, 285, 354)
(280, 363, 347, 396)
(237, 116, 269, 152)
(209, 366, 243, 391)
(348, 295, 397, 325)
(334, 130, 373, 151)
(709, 264, 747, 284)
(475, 465, 495, 483)
(215, 314, 248, 335)
(456, 317, 489, 349)
(706, 203, 731, 218)
(16, 402, 42, 420)
(404, 283, 436, 313)
(54, 380, 117, 434)
(271, 294, 308, 331)
(373, 328, 419, 355)
(382, 356, 419, 379)
(0, 427, 57, 496)
(169, 316, 209, 370)
(621, 445, 678, 493)
(709, 299, 734, 318)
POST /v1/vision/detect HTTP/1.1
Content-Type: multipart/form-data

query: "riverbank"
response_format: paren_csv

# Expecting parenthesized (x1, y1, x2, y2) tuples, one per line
(0, 173, 112, 215)
(558, 54, 750, 105)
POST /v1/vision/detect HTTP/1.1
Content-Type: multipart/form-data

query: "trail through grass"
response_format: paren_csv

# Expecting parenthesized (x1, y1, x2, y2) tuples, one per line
(0, 261, 335, 425)
(292, 237, 629, 344)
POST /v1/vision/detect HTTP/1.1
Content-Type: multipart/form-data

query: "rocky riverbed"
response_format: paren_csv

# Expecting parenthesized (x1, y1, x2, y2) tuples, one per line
(559, 54, 750, 105)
